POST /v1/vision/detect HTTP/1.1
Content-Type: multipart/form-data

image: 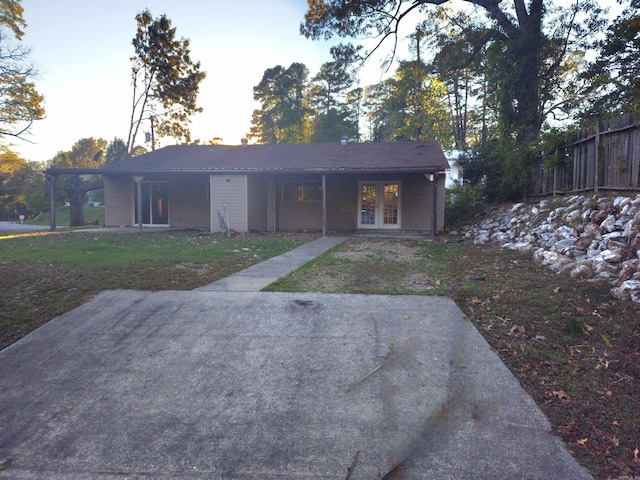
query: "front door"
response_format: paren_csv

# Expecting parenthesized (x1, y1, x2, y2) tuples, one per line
(358, 181, 401, 229)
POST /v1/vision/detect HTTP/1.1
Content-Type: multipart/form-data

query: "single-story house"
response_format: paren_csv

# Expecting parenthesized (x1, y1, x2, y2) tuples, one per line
(45, 140, 450, 235)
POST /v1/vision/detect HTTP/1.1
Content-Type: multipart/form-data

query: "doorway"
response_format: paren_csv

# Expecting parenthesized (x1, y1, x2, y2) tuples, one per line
(357, 181, 401, 229)
(133, 181, 169, 225)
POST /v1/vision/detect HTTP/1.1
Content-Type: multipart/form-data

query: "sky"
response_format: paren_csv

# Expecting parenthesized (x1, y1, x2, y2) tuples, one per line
(12, 0, 360, 163)
(9, 0, 624, 164)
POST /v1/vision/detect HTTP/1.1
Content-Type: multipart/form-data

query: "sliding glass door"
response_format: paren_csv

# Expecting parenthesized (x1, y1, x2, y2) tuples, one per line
(133, 181, 169, 225)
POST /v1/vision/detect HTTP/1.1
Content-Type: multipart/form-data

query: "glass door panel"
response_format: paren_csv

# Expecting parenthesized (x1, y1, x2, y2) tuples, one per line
(383, 183, 399, 225)
(360, 183, 377, 226)
(134, 182, 169, 225)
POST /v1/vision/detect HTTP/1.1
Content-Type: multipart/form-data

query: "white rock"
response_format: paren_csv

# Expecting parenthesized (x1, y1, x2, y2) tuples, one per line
(600, 214, 617, 233)
(600, 249, 624, 264)
(570, 264, 592, 278)
(611, 280, 640, 303)
(503, 242, 533, 252)
(614, 196, 631, 208)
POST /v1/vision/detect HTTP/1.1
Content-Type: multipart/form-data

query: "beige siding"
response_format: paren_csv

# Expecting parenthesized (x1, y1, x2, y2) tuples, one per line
(169, 175, 209, 229)
(104, 176, 132, 227)
(210, 175, 248, 232)
(247, 176, 268, 231)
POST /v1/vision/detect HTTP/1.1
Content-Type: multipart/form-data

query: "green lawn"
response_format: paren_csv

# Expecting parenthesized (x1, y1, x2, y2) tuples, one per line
(0, 230, 316, 348)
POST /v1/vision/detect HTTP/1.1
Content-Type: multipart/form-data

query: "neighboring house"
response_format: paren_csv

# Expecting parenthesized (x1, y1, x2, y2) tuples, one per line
(444, 150, 465, 188)
(45, 140, 449, 235)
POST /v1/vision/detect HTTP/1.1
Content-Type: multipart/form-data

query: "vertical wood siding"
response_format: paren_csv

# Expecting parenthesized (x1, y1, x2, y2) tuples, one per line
(104, 176, 132, 227)
(210, 175, 248, 232)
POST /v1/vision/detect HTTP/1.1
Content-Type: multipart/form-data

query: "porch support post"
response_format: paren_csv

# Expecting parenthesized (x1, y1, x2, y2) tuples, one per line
(321, 174, 327, 237)
(46, 173, 58, 231)
(132, 175, 145, 233)
(432, 174, 438, 237)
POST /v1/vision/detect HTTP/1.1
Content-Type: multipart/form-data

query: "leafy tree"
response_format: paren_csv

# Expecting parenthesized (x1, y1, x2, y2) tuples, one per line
(364, 60, 451, 145)
(250, 62, 311, 143)
(105, 137, 128, 164)
(22, 167, 49, 216)
(48, 138, 107, 227)
(127, 9, 206, 154)
(0, 147, 33, 219)
(0, 0, 44, 140)
(301, 0, 607, 144)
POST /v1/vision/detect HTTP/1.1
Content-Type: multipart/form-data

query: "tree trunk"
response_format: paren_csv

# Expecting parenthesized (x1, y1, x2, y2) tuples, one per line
(69, 175, 86, 227)
(68, 175, 104, 227)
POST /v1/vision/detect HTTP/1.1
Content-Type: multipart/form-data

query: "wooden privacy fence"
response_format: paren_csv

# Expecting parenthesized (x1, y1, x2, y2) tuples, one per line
(532, 113, 640, 197)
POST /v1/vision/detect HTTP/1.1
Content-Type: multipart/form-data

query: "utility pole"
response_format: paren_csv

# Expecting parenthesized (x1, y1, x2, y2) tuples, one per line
(150, 116, 156, 151)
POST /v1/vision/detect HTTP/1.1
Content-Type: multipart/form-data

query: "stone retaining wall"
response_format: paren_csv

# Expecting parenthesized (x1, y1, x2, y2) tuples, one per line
(457, 194, 640, 303)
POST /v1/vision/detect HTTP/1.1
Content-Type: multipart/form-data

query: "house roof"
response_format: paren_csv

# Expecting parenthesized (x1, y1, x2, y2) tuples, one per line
(45, 141, 450, 176)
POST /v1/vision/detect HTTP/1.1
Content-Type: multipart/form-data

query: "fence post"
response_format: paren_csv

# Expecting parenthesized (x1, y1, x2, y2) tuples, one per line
(594, 121, 600, 193)
(553, 149, 558, 199)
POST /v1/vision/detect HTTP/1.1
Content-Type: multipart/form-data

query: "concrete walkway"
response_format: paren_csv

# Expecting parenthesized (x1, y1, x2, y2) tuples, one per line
(0, 235, 594, 479)
(195, 236, 347, 292)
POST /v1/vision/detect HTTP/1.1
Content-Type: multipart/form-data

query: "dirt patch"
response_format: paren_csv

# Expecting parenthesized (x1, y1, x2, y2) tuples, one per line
(333, 238, 423, 262)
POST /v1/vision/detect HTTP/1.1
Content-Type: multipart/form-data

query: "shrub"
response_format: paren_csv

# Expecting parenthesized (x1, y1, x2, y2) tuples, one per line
(445, 181, 486, 228)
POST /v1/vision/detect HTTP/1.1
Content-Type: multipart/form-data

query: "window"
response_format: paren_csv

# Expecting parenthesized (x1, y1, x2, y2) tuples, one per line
(282, 181, 322, 202)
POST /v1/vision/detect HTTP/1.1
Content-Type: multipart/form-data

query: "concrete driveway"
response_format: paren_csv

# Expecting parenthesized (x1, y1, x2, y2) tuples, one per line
(0, 289, 591, 479)
(0, 221, 48, 232)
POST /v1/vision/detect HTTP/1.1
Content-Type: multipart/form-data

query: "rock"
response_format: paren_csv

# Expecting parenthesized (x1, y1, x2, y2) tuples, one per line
(570, 264, 592, 278)
(503, 242, 533, 252)
(611, 280, 640, 303)
(462, 193, 640, 302)
(618, 260, 638, 282)
(565, 209, 582, 223)
(600, 249, 624, 264)
(533, 249, 571, 267)
(600, 214, 617, 233)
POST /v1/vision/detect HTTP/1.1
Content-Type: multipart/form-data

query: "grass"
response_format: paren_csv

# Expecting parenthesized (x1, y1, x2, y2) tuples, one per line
(1, 232, 638, 478)
(0, 229, 316, 349)
(266, 238, 640, 480)
(28, 205, 106, 227)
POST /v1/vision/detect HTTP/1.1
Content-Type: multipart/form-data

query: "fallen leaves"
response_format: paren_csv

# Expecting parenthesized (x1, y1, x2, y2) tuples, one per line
(553, 390, 572, 401)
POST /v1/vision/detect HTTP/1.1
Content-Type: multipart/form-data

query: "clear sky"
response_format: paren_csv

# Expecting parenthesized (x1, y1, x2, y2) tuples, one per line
(12, 0, 349, 163)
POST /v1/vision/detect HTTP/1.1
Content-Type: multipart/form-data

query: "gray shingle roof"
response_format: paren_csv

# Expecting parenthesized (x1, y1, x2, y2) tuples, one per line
(100, 141, 449, 174)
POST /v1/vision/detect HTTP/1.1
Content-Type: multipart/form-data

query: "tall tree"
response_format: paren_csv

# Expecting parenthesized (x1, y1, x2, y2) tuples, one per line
(250, 62, 311, 144)
(581, 0, 640, 116)
(0, 0, 44, 140)
(127, 9, 206, 154)
(308, 44, 361, 142)
(366, 60, 451, 145)
(301, 0, 606, 144)
(48, 138, 107, 227)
